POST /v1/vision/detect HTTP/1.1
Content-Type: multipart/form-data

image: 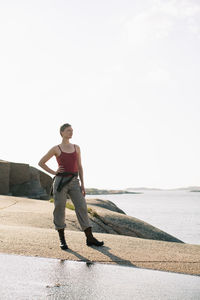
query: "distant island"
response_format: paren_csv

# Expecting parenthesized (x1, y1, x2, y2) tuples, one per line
(85, 186, 200, 195)
(126, 187, 163, 191)
(85, 188, 141, 195)
(126, 186, 200, 192)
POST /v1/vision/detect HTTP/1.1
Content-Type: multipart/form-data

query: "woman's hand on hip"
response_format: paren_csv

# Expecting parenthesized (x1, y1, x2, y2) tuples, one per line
(56, 166, 65, 174)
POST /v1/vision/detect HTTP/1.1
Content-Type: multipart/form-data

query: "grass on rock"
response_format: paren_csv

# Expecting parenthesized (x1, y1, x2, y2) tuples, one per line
(49, 198, 99, 217)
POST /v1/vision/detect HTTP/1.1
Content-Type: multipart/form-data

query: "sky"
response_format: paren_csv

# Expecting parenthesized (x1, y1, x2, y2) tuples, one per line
(0, 0, 200, 190)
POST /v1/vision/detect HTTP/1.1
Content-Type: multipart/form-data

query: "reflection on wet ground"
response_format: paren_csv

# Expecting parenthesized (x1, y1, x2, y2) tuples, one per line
(0, 253, 200, 300)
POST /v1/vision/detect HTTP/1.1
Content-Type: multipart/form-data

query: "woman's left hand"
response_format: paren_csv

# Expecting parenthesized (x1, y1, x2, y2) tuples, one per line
(81, 185, 86, 197)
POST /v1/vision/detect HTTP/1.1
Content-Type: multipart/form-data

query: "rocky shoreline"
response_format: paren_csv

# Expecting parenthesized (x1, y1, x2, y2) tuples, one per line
(0, 195, 200, 275)
(0, 161, 200, 275)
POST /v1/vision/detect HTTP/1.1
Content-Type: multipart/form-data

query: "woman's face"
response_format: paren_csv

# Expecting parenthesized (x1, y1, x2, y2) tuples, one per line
(62, 126, 73, 138)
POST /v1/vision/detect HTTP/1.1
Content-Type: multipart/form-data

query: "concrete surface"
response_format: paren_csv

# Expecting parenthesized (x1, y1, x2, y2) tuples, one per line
(1, 253, 200, 300)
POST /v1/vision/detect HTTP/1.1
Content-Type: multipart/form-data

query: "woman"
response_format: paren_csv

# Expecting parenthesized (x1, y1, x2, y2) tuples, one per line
(38, 123, 104, 250)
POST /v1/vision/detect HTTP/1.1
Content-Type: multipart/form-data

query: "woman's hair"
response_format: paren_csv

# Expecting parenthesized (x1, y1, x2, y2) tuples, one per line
(60, 123, 71, 136)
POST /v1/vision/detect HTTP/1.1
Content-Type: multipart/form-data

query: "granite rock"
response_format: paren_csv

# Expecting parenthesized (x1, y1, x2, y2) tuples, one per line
(0, 160, 52, 200)
(85, 198, 184, 243)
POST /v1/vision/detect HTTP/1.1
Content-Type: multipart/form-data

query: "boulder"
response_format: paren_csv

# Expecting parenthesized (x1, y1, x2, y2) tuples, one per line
(0, 161, 10, 195)
(39, 170, 52, 196)
(9, 162, 31, 197)
(0, 160, 52, 200)
(9, 162, 30, 185)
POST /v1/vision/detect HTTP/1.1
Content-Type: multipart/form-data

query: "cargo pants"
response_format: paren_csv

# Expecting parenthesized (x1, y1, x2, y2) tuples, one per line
(52, 176, 91, 231)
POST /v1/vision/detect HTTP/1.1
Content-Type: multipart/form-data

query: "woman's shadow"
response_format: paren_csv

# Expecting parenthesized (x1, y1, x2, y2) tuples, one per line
(62, 244, 138, 269)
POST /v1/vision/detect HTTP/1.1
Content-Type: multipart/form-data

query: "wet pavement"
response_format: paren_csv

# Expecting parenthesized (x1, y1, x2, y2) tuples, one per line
(0, 253, 200, 300)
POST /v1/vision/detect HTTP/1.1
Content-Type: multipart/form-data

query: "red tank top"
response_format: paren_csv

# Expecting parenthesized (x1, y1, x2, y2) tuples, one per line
(56, 144, 78, 174)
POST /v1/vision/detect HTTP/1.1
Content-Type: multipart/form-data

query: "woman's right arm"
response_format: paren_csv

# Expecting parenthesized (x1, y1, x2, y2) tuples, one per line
(38, 147, 57, 176)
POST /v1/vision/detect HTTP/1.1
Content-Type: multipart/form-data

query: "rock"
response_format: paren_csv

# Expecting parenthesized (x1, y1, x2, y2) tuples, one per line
(86, 198, 126, 214)
(27, 167, 51, 200)
(85, 198, 184, 243)
(89, 214, 118, 234)
(9, 162, 31, 197)
(39, 170, 52, 196)
(0, 161, 10, 195)
(0, 160, 52, 200)
(10, 162, 30, 185)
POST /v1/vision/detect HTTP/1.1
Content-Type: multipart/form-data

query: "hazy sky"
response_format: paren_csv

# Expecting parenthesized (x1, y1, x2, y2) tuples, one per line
(0, 0, 200, 189)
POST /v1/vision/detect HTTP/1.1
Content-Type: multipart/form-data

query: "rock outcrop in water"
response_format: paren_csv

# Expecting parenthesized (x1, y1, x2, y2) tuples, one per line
(0, 160, 52, 200)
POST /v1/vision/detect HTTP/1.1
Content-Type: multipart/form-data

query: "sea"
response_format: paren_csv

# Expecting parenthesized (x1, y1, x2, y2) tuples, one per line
(86, 190, 200, 245)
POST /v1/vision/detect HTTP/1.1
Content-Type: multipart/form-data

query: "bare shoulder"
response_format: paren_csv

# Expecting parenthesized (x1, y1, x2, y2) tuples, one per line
(74, 144, 80, 153)
(53, 145, 60, 156)
(46, 145, 60, 156)
(39, 145, 59, 164)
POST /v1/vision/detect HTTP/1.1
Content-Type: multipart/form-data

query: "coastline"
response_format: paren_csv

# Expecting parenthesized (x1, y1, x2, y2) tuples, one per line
(0, 195, 200, 276)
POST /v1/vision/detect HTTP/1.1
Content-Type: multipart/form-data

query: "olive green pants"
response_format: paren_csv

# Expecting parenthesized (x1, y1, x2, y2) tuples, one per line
(52, 176, 91, 231)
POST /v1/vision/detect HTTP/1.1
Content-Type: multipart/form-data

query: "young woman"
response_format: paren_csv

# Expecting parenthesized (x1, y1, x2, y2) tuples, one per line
(38, 123, 104, 250)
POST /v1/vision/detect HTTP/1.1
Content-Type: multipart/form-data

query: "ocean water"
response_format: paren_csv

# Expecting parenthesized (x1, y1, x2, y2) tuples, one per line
(86, 190, 200, 245)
